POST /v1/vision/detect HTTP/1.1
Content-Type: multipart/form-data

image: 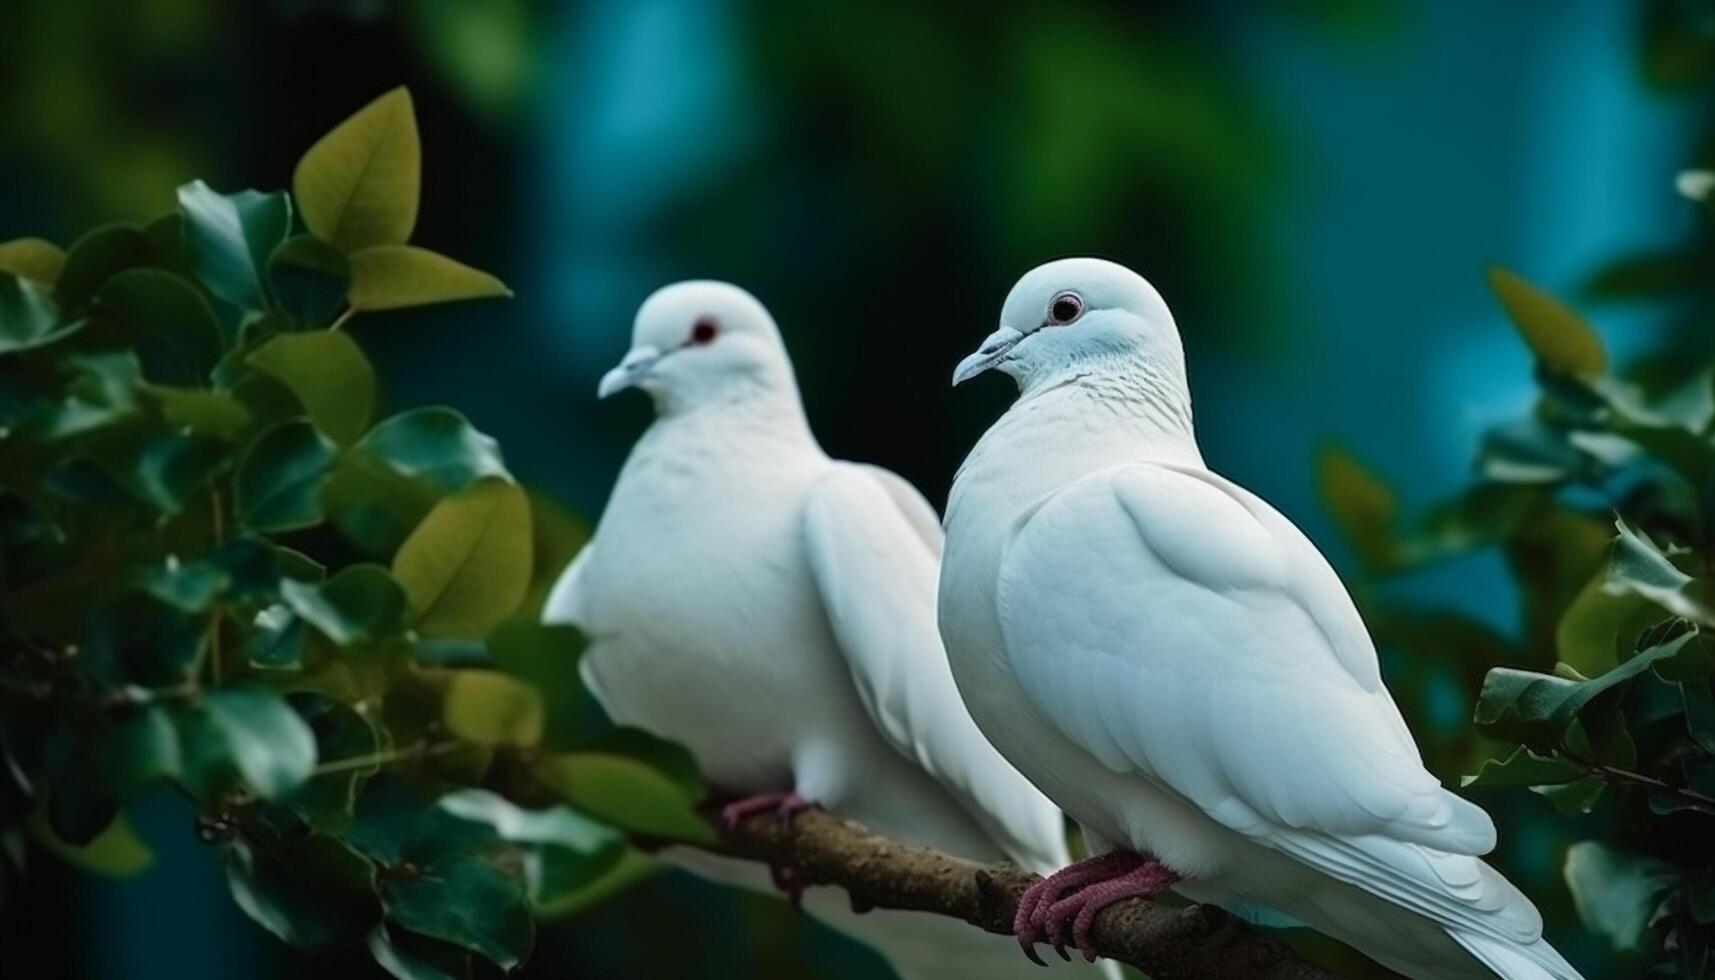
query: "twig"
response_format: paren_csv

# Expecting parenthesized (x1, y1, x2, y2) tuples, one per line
(310, 740, 464, 778)
(691, 806, 1344, 980)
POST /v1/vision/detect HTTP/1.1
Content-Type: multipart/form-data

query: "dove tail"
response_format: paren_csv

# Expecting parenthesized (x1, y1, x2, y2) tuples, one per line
(1450, 930, 1584, 980)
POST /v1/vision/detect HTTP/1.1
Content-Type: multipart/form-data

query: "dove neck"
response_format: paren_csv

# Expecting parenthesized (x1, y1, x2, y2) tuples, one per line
(648, 371, 817, 448)
(1016, 357, 1201, 459)
(955, 364, 1202, 520)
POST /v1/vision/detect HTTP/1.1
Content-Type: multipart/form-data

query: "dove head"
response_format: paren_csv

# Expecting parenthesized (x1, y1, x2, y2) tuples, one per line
(599, 280, 797, 414)
(953, 257, 1186, 397)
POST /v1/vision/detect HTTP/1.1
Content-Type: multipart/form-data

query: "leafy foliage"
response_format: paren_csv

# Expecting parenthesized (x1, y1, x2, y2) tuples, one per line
(0, 89, 703, 979)
(1320, 178, 1715, 972)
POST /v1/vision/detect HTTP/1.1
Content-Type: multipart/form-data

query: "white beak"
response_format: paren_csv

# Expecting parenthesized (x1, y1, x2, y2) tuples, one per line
(952, 327, 1025, 386)
(598, 345, 663, 399)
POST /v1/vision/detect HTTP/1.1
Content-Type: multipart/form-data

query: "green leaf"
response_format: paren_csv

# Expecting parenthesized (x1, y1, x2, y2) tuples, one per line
(379, 853, 533, 970)
(1474, 633, 1695, 749)
(0, 274, 80, 353)
(235, 419, 338, 532)
(55, 223, 152, 308)
(489, 620, 587, 749)
(1461, 746, 1584, 789)
(94, 268, 224, 386)
(174, 686, 317, 802)
(367, 925, 474, 980)
(1532, 778, 1606, 817)
(245, 605, 304, 669)
(1557, 570, 1668, 677)
(436, 790, 626, 904)
(348, 246, 511, 311)
(143, 384, 252, 437)
(128, 432, 227, 514)
(360, 407, 508, 495)
(268, 235, 351, 326)
(295, 87, 421, 252)
(1314, 443, 1398, 572)
(1476, 418, 1584, 484)
(279, 694, 380, 834)
(1487, 266, 1607, 377)
(136, 556, 230, 612)
(437, 789, 622, 855)
(1608, 518, 1713, 624)
(280, 564, 406, 647)
(98, 705, 184, 797)
(348, 774, 431, 865)
(0, 237, 65, 284)
(177, 181, 293, 308)
(535, 728, 711, 843)
(393, 478, 531, 637)
(443, 671, 544, 747)
(534, 847, 660, 920)
(226, 835, 378, 948)
(321, 453, 440, 557)
(247, 331, 375, 445)
(1564, 841, 1679, 953)
(29, 809, 153, 877)
(30, 350, 142, 440)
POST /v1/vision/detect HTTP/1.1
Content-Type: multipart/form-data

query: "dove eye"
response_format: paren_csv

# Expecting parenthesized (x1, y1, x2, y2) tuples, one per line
(1047, 292, 1084, 325)
(690, 317, 719, 345)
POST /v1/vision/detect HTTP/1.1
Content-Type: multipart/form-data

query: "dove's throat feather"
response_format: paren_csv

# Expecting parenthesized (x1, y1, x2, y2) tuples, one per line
(951, 358, 1202, 530)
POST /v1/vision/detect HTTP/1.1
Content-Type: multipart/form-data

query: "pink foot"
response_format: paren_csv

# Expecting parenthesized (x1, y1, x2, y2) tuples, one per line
(1014, 851, 1144, 965)
(719, 791, 813, 832)
(719, 791, 817, 906)
(1041, 854, 1180, 962)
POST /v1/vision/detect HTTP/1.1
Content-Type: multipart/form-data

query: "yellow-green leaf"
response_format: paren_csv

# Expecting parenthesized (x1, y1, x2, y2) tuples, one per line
(247, 331, 376, 445)
(1486, 266, 1606, 377)
(534, 753, 714, 844)
(348, 246, 511, 312)
(293, 87, 421, 252)
(30, 809, 153, 877)
(444, 671, 545, 747)
(0, 237, 65, 284)
(393, 478, 531, 636)
(1314, 443, 1398, 573)
(143, 384, 252, 437)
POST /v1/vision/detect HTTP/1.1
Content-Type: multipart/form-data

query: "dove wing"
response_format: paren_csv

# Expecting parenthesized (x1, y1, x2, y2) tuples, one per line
(802, 463, 1067, 871)
(543, 543, 592, 627)
(994, 461, 1552, 948)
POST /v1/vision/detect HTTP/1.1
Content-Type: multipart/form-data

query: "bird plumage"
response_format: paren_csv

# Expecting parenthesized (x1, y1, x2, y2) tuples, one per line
(548, 280, 1111, 980)
(938, 257, 1582, 980)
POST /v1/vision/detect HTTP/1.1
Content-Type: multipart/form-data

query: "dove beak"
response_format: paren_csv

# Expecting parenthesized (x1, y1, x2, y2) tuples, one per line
(598, 345, 663, 399)
(952, 327, 1025, 386)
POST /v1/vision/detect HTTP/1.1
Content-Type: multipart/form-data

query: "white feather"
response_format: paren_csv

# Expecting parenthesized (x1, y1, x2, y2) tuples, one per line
(938, 257, 1583, 980)
(552, 280, 1112, 980)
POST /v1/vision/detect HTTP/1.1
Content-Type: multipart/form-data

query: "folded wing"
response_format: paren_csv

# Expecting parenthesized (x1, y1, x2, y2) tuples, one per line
(994, 462, 1557, 954)
(803, 463, 1067, 872)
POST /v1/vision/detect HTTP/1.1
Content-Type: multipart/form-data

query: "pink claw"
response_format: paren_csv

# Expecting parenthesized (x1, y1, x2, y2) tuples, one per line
(719, 791, 813, 832)
(1015, 850, 1179, 964)
(1042, 856, 1180, 962)
(719, 791, 817, 905)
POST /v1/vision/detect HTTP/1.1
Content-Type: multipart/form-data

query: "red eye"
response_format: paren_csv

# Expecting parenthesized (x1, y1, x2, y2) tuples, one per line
(690, 317, 718, 345)
(1047, 292, 1084, 325)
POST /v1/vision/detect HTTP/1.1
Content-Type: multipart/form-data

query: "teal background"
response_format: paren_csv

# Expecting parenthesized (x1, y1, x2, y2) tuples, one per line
(1, 1, 1708, 977)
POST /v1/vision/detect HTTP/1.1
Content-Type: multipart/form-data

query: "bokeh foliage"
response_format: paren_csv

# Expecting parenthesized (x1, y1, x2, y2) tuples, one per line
(1320, 174, 1715, 975)
(0, 88, 706, 979)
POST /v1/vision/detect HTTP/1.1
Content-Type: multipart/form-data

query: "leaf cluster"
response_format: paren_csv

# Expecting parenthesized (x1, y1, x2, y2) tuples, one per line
(1319, 182, 1715, 973)
(0, 88, 703, 978)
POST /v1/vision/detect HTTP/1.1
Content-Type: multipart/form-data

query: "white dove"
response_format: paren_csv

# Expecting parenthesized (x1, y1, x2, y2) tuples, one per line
(937, 257, 1583, 980)
(545, 280, 1114, 980)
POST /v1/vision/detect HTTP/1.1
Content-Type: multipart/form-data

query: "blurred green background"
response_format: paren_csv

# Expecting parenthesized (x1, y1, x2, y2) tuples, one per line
(1, 1, 1710, 977)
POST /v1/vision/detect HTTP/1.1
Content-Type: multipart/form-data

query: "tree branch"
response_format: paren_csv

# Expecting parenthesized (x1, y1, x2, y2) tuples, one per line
(690, 806, 1344, 980)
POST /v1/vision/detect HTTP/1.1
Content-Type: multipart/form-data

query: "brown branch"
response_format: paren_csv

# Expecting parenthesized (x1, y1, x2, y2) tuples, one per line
(688, 806, 1344, 980)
